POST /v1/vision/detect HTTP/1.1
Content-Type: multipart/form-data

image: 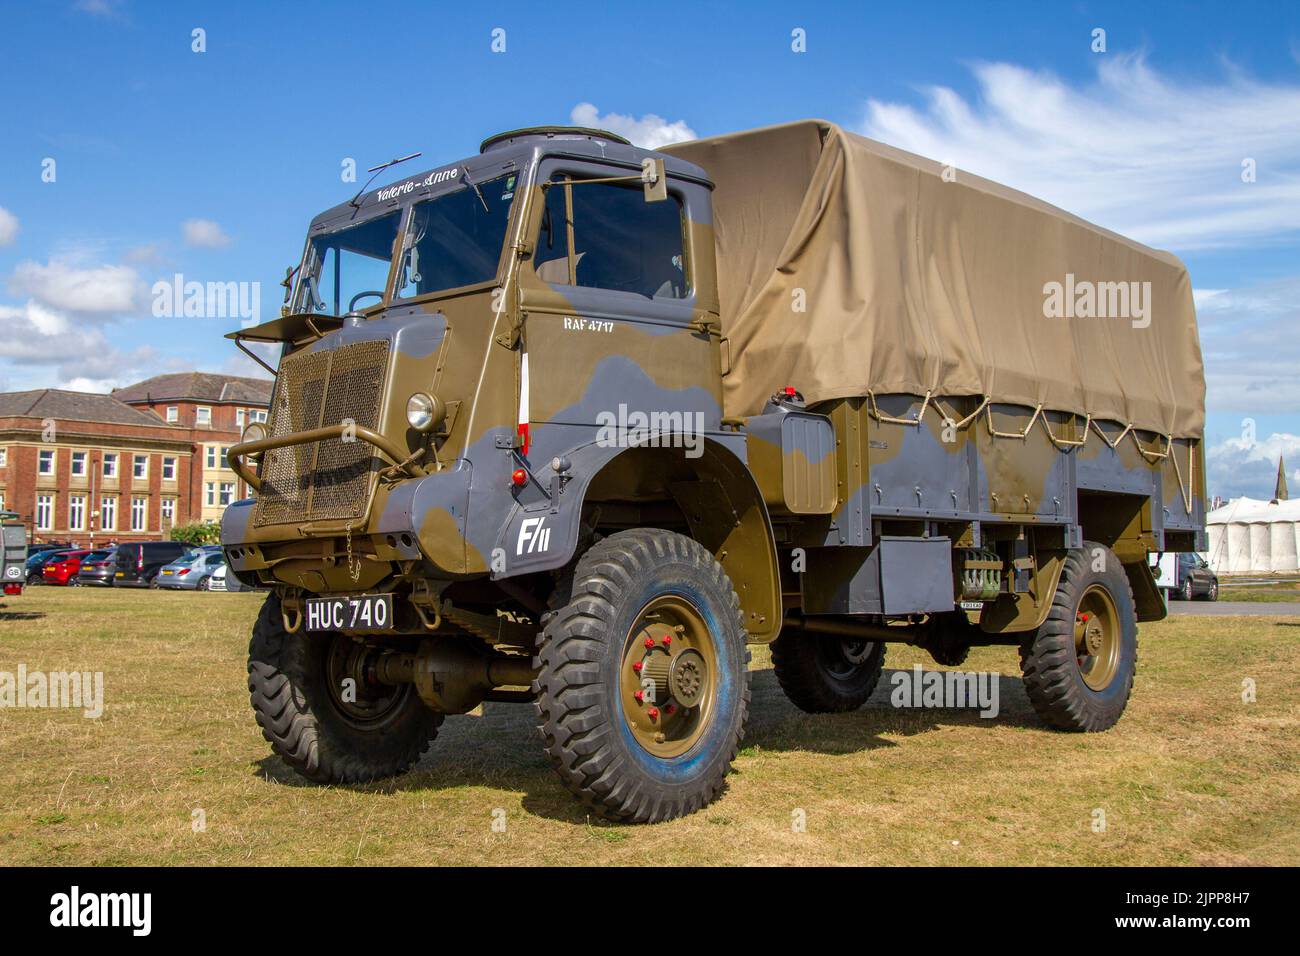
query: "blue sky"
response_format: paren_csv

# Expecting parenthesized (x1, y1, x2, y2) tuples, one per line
(2, 0, 1298, 499)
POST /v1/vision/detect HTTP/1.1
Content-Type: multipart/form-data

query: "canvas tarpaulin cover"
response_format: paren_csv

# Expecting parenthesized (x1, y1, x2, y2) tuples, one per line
(663, 120, 1206, 438)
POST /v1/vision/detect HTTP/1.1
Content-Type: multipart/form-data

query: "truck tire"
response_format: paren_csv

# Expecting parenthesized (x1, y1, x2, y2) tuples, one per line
(248, 593, 442, 783)
(533, 529, 750, 823)
(769, 631, 885, 712)
(1019, 542, 1137, 732)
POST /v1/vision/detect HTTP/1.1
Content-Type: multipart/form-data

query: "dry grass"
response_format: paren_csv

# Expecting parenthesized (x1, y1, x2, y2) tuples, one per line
(1, 587, 1297, 866)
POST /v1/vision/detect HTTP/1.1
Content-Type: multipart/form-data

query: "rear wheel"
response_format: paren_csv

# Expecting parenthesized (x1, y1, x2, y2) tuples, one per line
(248, 593, 442, 783)
(1019, 543, 1137, 732)
(1207, 580, 1219, 601)
(1181, 578, 1194, 601)
(770, 630, 885, 712)
(197, 576, 211, 591)
(533, 529, 750, 823)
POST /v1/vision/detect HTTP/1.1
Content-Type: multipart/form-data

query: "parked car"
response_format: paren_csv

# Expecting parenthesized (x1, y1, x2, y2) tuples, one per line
(26, 549, 73, 585)
(1175, 552, 1219, 601)
(43, 550, 103, 586)
(113, 541, 196, 588)
(1150, 551, 1219, 601)
(157, 550, 227, 590)
(75, 548, 119, 587)
(209, 563, 229, 591)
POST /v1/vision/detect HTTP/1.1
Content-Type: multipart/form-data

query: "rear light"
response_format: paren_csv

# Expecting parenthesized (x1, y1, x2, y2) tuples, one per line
(178, 568, 190, 576)
(3, 584, 20, 595)
(137, 554, 144, 570)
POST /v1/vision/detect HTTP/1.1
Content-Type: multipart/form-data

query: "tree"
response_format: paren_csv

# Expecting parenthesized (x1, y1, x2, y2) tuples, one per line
(170, 521, 222, 545)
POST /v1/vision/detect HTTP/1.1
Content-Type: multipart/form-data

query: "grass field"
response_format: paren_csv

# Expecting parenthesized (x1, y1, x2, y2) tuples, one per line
(1, 587, 1297, 866)
(1220, 575, 1300, 603)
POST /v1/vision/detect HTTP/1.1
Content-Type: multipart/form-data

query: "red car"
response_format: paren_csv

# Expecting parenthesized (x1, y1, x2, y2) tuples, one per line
(42, 550, 101, 586)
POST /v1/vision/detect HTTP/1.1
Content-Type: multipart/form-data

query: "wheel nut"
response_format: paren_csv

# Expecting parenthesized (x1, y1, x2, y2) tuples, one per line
(665, 703, 676, 715)
(632, 660, 643, 673)
(634, 689, 644, 702)
(644, 637, 655, 649)
(663, 635, 672, 646)
(648, 707, 660, 720)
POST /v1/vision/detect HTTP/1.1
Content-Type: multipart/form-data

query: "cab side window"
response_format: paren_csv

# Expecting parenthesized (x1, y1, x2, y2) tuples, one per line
(535, 177, 687, 299)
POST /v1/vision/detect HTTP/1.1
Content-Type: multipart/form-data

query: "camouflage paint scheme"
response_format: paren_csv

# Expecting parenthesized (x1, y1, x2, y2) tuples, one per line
(221, 128, 1204, 649)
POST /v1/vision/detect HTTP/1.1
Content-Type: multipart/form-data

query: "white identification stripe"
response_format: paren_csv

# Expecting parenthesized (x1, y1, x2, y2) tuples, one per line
(518, 350, 529, 426)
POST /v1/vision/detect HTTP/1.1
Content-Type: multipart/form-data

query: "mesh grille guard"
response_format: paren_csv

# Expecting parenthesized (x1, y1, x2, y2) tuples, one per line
(254, 340, 391, 527)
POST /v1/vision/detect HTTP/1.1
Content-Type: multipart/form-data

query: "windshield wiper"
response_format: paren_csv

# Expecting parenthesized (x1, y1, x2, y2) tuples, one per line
(348, 151, 423, 209)
(462, 168, 490, 213)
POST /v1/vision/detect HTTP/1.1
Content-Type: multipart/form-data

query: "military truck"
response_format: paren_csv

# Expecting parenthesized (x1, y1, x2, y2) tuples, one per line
(223, 120, 1206, 823)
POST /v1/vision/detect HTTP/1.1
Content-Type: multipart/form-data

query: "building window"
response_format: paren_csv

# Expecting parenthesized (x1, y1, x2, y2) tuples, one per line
(161, 498, 175, 524)
(0, 491, 6, 511)
(166, 406, 179, 423)
(103, 453, 118, 478)
(205, 482, 216, 506)
(196, 406, 212, 426)
(219, 482, 235, 506)
(250, 409, 267, 424)
(36, 495, 53, 530)
(221, 446, 231, 469)
(133, 454, 148, 479)
(38, 449, 55, 475)
(101, 497, 116, 531)
(236, 408, 246, 429)
(131, 497, 148, 532)
(70, 451, 87, 477)
(162, 457, 177, 481)
(205, 446, 217, 469)
(69, 495, 86, 531)
(0, 447, 8, 467)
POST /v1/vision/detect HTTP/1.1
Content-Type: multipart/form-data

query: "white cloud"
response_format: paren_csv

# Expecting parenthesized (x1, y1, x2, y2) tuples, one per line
(0, 300, 157, 390)
(1207, 432, 1300, 501)
(1195, 275, 1300, 415)
(8, 258, 142, 314)
(73, 0, 120, 17)
(570, 103, 696, 150)
(182, 218, 231, 249)
(861, 55, 1300, 251)
(0, 207, 17, 246)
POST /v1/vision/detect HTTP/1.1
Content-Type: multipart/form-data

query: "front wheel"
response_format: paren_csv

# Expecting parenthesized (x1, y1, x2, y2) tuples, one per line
(533, 529, 751, 823)
(248, 593, 442, 783)
(197, 576, 211, 591)
(1019, 543, 1138, 732)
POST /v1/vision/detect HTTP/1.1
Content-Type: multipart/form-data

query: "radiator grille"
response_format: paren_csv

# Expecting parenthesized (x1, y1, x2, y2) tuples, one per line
(254, 340, 390, 527)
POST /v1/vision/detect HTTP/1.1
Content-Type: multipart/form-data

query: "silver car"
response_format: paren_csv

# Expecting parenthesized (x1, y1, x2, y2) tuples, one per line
(156, 550, 226, 591)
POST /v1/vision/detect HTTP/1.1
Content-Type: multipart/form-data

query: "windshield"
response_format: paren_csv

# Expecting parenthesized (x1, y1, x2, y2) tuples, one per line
(395, 174, 517, 299)
(298, 211, 402, 316)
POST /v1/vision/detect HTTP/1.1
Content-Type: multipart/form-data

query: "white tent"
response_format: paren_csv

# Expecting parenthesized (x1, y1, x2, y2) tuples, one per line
(1206, 497, 1300, 574)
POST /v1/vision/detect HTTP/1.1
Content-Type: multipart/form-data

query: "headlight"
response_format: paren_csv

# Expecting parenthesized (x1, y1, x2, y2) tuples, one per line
(241, 421, 269, 444)
(406, 392, 437, 432)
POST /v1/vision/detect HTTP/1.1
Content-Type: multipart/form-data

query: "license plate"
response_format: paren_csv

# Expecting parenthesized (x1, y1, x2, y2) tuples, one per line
(115, 571, 124, 577)
(305, 594, 393, 632)
(162, 569, 174, 575)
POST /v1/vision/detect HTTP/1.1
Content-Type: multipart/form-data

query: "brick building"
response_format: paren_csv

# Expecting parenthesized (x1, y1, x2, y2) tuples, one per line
(0, 374, 271, 547)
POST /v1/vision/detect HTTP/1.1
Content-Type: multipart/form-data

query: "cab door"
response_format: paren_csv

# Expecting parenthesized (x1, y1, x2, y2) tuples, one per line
(515, 157, 722, 461)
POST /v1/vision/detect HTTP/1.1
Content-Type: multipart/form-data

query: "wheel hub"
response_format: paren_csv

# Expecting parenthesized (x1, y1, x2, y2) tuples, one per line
(1073, 586, 1120, 691)
(621, 596, 719, 759)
